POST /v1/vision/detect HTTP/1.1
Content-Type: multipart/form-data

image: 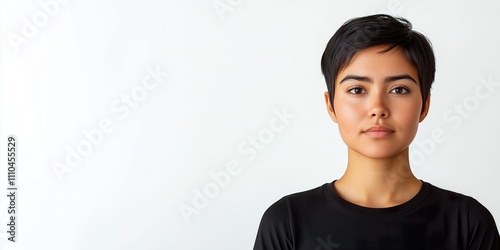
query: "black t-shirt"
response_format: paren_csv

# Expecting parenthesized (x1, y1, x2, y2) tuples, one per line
(253, 181, 500, 250)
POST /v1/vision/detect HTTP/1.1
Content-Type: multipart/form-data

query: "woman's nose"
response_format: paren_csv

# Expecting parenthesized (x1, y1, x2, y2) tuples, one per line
(368, 92, 389, 118)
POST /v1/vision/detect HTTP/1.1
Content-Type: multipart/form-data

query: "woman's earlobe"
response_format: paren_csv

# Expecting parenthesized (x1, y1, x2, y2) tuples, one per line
(324, 92, 338, 123)
(419, 95, 431, 122)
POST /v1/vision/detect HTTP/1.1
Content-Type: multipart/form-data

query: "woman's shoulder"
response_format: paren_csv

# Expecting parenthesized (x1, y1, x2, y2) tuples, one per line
(425, 181, 500, 248)
(425, 182, 498, 227)
(259, 182, 335, 224)
(254, 183, 331, 249)
(424, 181, 480, 207)
(264, 183, 330, 214)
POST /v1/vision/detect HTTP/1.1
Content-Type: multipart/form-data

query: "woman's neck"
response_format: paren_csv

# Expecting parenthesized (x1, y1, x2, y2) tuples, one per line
(334, 147, 422, 208)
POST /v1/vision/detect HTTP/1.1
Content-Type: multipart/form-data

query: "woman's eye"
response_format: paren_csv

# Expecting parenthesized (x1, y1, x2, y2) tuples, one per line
(348, 87, 365, 95)
(390, 87, 410, 94)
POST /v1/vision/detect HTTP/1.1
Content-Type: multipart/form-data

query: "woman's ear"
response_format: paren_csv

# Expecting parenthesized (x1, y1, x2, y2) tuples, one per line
(419, 94, 431, 122)
(324, 92, 338, 123)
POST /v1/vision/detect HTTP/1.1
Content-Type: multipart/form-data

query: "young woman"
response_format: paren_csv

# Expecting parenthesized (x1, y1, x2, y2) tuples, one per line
(253, 14, 500, 249)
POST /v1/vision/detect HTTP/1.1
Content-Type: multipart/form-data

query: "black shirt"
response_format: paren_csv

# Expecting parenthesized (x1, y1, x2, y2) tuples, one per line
(253, 181, 500, 250)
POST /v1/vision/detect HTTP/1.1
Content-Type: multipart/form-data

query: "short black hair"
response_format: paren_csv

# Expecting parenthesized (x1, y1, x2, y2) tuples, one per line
(321, 14, 435, 113)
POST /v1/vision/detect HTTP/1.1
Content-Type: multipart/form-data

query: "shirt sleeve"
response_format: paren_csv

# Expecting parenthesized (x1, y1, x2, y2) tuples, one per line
(467, 198, 500, 249)
(253, 197, 294, 250)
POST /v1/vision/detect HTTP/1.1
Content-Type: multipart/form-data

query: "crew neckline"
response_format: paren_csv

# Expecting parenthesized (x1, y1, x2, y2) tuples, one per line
(325, 180, 431, 217)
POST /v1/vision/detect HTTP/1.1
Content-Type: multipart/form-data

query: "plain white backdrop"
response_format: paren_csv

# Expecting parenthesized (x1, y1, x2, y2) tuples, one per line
(1, 0, 500, 249)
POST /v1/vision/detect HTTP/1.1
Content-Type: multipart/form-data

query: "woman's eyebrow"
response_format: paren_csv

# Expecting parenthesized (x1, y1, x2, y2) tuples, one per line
(339, 75, 371, 84)
(385, 74, 417, 84)
(339, 74, 417, 84)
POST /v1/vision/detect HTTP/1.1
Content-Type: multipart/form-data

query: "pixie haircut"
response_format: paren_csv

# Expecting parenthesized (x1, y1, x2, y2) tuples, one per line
(321, 14, 435, 113)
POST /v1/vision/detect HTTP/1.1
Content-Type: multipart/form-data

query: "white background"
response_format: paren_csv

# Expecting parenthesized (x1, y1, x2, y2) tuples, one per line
(1, 0, 500, 249)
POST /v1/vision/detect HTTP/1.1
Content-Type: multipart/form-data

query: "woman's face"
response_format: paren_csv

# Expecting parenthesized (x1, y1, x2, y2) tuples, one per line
(325, 45, 430, 159)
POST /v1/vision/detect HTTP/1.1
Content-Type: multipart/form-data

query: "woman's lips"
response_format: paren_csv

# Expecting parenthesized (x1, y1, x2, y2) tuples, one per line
(363, 126, 395, 138)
